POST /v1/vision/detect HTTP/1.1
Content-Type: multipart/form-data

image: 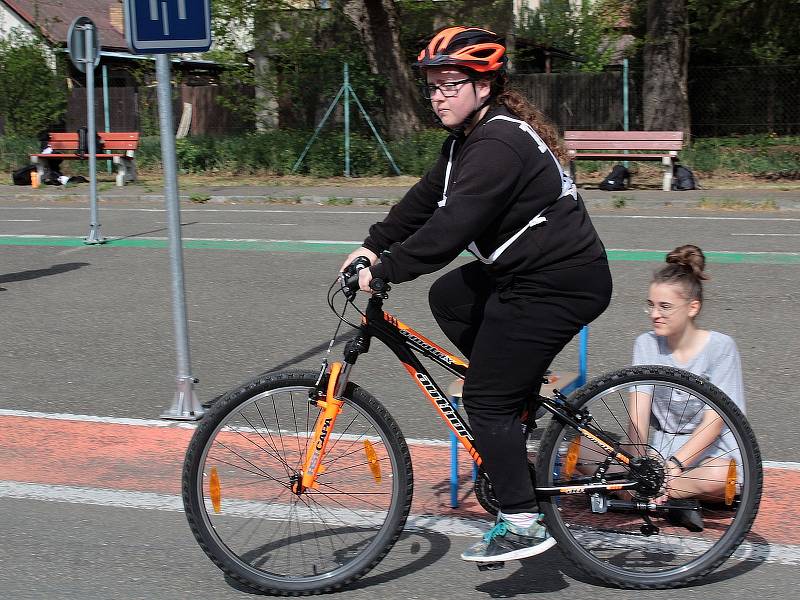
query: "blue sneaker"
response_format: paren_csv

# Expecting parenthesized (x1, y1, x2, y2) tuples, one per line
(461, 514, 557, 562)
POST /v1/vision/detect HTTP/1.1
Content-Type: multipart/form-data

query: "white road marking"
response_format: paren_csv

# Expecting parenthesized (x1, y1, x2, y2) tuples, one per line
(155, 222, 298, 226)
(1, 480, 798, 565)
(0, 206, 390, 215)
(0, 219, 40, 222)
(731, 233, 800, 236)
(2, 206, 800, 221)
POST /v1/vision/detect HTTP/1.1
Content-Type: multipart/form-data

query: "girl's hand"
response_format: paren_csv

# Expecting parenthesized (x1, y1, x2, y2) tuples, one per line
(656, 462, 683, 504)
(358, 267, 374, 293)
(340, 247, 378, 273)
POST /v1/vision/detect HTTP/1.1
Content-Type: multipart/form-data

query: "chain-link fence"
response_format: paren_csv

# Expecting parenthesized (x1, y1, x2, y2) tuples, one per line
(515, 65, 798, 137)
(49, 65, 800, 138)
(689, 65, 800, 136)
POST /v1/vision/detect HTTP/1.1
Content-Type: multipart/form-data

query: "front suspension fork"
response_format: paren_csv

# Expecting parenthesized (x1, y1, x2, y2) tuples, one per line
(294, 361, 349, 494)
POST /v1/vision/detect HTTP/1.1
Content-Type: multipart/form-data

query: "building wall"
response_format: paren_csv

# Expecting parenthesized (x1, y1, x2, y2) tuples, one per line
(0, 4, 58, 69)
(0, 3, 35, 40)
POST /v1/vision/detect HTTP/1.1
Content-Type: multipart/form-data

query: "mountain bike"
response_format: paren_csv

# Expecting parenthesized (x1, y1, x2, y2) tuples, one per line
(182, 258, 762, 595)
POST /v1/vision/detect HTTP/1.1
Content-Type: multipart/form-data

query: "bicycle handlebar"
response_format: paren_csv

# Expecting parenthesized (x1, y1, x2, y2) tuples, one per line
(340, 257, 390, 298)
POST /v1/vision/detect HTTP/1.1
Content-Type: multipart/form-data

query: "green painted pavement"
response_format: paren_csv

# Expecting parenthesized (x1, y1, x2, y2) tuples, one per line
(1, 235, 799, 264)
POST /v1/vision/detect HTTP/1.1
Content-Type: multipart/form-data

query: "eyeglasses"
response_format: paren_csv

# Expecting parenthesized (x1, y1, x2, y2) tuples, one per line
(643, 301, 690, 316)
(421, 78, 472, 99)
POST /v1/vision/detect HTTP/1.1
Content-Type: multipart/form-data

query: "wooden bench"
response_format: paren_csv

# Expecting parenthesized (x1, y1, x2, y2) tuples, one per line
(564, 130, 684, 191)
(30, 132, 140, 187)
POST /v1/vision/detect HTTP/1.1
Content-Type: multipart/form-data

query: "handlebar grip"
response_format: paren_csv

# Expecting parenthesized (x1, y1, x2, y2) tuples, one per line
(370, 278, 386, 293)
(341, 256, 371, 295)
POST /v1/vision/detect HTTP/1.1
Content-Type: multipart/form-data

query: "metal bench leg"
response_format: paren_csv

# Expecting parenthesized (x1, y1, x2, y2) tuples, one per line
(114, 157, 137, 186)
(662, 156, 674, 191)
(115, 160, 126, 187)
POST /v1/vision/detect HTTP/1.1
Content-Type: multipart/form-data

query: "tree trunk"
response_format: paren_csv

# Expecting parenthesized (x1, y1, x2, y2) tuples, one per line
(340, 0, 421, 138)
(252, 8, 279, 130)
(642, 0, 690, 136)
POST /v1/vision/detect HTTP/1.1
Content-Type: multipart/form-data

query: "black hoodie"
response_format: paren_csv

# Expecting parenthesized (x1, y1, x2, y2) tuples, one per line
(367, 106, 605, 284)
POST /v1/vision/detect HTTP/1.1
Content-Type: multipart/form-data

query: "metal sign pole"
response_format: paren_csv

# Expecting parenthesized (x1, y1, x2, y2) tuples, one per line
(83, 23, 104, 244)
(155, 53, 203, 420)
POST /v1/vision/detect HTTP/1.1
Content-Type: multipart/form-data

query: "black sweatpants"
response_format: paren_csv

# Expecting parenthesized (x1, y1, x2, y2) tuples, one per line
(428, 257, 613, 513)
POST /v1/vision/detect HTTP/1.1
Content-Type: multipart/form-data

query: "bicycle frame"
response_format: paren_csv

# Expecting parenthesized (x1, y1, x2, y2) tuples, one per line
(299, 292, 641, 497)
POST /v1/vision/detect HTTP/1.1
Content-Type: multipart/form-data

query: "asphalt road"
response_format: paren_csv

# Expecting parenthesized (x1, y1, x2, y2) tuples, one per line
(1, 197, 799, 598)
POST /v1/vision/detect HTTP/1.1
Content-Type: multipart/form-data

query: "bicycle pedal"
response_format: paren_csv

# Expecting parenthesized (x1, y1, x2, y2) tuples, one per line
(476, 561, 505, 571)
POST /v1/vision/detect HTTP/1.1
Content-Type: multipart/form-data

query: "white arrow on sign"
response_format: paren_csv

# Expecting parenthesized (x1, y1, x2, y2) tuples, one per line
(148, 0, 188, 35)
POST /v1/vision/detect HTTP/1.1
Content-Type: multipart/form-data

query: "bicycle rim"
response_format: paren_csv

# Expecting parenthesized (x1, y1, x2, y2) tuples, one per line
(184, 375, 412, 594)
(537, 366, 762, 588)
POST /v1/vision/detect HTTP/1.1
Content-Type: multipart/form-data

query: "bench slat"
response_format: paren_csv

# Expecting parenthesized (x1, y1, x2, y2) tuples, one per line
(564, 130, 683, 142)
(567, 152, 676, 160)
(566, 140, 683, 151)
(32, 153, 123, 159)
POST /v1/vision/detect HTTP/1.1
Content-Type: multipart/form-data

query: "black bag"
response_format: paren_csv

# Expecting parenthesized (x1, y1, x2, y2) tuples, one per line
(77, 127, 101, 157)
(672, 165, 697, 190)
(12, 164, 35, 185)
(598, 164, 630, 191)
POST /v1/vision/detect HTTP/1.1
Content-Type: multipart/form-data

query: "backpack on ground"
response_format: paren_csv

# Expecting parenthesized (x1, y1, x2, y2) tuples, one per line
(672, 165, 697, 190)
(12, 164, 35, 185)
(598, 164, 630, 191)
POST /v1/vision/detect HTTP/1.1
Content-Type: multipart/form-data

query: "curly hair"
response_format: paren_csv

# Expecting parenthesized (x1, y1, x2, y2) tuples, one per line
(488, 73, 567, 163)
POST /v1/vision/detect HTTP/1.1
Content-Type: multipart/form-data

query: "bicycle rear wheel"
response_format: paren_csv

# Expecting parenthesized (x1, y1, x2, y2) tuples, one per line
(537, 366, 762, 589)
(182, 370, 413, 595)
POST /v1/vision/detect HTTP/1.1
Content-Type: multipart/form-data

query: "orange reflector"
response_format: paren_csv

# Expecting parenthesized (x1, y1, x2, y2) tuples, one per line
(209, 467, 222, 513)
(364, 440, 382, 483)
(725, 459, 738, 506)
(563, 436, 581, 479)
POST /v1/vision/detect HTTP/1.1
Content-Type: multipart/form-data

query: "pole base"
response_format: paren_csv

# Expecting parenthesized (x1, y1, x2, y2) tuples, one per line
(161, 377, 204, 421)
(84, 225, 105, 245)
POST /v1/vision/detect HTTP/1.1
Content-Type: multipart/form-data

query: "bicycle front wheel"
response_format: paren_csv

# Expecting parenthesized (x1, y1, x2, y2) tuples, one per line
(537, 366, 762, 589)
(182, 370, 414, 595)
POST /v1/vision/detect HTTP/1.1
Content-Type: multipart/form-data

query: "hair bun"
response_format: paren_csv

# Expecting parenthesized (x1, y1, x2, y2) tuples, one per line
(666, 244, 708, 280)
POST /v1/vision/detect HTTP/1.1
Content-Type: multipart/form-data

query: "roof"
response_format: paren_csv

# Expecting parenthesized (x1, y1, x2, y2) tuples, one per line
(2, 0, 128, 50)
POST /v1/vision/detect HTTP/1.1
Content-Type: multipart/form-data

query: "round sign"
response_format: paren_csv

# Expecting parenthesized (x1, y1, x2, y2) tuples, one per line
(67, 16, 101, 73)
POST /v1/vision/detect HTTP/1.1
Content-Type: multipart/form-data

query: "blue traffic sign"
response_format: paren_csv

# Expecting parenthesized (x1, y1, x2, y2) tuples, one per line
(124, 0, 211, 54)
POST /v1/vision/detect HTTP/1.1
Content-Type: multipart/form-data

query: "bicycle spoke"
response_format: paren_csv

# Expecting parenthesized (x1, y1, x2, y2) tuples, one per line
(537, 367, 761, 588)
(186, 378, 411, 591)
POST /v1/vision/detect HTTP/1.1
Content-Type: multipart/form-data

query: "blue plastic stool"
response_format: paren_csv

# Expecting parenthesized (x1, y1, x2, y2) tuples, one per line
(448, 325, 589, 508)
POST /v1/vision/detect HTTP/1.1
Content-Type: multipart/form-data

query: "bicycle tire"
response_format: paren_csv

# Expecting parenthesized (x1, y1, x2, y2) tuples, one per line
(182, 370, 414, 595)
(536, 365, 762, 589)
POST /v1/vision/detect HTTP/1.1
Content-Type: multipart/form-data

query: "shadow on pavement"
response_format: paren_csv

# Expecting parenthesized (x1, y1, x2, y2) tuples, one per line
(0, 262, 90, 291)
(221, 529, 452, 595)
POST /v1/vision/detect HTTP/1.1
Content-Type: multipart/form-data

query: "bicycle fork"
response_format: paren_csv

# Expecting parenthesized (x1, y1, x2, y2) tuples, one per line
(292, 362, 349, 494)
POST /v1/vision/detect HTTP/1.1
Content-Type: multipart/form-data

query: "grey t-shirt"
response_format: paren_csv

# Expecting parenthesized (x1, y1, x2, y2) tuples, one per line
(632, 330, 745, 466)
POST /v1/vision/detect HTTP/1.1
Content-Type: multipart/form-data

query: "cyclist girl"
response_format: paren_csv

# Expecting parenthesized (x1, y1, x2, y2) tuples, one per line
(630, 244, 745, 530)
(340, 26, 612, 563)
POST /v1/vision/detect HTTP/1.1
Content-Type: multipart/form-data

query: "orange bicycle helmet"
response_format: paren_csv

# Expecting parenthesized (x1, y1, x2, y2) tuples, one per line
(414, 26, 507, 73)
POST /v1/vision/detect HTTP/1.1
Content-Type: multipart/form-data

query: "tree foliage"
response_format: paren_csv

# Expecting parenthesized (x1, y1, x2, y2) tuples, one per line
(688, 0, 800, 65)
(516, 0, 630, 72)
(0, 32, 66, 137)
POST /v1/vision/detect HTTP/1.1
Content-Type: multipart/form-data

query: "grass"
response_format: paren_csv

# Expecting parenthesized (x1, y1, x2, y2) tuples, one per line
(190, 193, 211, 203)
(3, 132, 799, 191)
(324, 197, 354, 206)
(611, 195, 627, 208)
(697, 197, 780, 211)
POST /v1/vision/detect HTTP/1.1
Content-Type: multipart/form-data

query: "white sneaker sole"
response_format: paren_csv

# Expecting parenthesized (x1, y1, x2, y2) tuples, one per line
(461, 536, 557, 562)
